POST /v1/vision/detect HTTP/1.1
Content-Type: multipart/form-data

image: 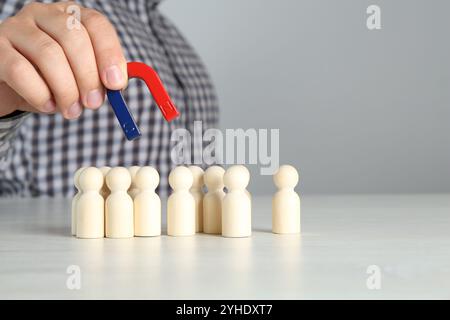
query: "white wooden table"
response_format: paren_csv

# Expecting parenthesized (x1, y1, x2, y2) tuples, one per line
(0, 194, 449, 299)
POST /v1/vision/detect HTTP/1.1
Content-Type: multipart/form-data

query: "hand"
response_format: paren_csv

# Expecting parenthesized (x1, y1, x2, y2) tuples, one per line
(0, 1, 127, 119)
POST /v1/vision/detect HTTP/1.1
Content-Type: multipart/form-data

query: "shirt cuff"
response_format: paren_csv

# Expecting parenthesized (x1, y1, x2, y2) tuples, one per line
(0, 111, 30, 141)
(0, 110, 28, 121)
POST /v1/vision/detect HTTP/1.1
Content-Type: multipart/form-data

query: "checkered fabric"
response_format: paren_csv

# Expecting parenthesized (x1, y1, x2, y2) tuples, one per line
(0, 0, 219, 197)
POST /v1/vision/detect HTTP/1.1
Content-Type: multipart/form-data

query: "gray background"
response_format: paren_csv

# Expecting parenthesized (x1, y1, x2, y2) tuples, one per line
(161, 0, 450, 195)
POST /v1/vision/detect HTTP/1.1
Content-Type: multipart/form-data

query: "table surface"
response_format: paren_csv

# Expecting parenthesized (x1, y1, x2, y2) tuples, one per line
(0, 194, 449, 300)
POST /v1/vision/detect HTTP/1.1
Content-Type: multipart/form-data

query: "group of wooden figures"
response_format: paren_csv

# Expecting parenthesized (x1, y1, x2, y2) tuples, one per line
(71, 164, 300, 239)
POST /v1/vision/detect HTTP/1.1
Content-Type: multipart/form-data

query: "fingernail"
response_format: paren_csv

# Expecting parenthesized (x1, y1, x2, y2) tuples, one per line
(105, 65, 124, 87)
(67, 102, 82, 119)
(86, 89, 103, 109)
(43, 100, 56, 113)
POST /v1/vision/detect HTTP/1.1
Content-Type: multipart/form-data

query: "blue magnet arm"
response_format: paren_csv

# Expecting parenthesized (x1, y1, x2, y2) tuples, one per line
(106, 89, 141, 141)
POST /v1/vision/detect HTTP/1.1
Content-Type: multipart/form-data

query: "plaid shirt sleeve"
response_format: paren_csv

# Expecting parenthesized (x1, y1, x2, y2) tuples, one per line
(0, 111, 29, 165)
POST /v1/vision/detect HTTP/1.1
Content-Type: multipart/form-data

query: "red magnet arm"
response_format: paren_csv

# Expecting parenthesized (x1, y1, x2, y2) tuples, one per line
(127, 62, 179, 121)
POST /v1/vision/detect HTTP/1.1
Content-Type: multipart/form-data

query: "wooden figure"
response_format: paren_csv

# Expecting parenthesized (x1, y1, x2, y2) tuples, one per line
(128, 166, 140, 199)
(76, 167, 105, 238)
(167, 166, 195, 236)
(203, 166, 225, 234)
(272, 165, 301, 234)
(189, 165, 205, 233)
(105, 167, 134, 238)
(71, 167, 86, 236)
(222, 165, 252, 238)
(134, 166, 161, 236)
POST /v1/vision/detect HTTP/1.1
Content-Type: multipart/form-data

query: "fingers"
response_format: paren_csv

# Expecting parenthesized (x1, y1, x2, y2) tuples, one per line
(0, 38, 55, 114)
(80, 7, 128, 90)
(0, 2, 127, 119)
(32, 3, 104, 110)
(4, 20, 82, 119)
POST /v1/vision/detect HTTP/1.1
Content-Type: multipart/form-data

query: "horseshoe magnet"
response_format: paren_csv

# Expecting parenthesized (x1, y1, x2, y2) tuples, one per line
(106, 62, 180, 141)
